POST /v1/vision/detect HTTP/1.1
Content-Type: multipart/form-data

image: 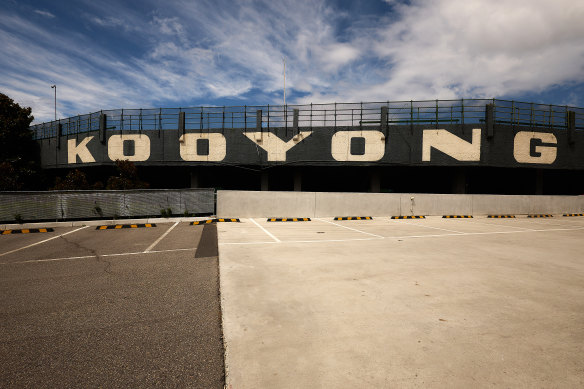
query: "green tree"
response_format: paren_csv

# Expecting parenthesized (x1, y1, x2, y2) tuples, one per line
(106, 160, 149, 190)
(0, 93, 38, 190)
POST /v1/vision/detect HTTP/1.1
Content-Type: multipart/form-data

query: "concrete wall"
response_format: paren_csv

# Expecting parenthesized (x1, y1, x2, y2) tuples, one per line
(217, 190, 584, 218)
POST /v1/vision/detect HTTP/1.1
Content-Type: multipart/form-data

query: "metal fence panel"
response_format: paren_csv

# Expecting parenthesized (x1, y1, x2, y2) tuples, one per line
(0, 192, 60, 222)
(0, 189, 214, 223)
(31, 99, 584, 140)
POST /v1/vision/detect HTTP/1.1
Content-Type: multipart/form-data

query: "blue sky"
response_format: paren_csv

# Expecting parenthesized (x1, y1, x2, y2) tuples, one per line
(2, 0, 584, 123)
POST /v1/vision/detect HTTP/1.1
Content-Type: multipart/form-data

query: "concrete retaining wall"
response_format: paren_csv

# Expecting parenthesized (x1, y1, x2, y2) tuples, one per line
(217, 190, 584, 218)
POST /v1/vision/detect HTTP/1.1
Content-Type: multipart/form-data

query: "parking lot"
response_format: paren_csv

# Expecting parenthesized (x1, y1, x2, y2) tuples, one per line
(2, 215, 583, 388)
(0, 221, 224, 388)
(219, 216, 584, 388)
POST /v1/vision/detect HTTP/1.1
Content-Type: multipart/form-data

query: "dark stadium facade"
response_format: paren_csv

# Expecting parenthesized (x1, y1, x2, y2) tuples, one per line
(32, 99, 584, 195)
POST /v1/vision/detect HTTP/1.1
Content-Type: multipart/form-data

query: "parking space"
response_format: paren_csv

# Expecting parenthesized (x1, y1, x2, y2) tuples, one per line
(220, 216, 584, 245)
(219, 216, 584, 388)
(0, 222, 224, 388)
(0, 226, 80, 258)
(0, 222, 206, 264)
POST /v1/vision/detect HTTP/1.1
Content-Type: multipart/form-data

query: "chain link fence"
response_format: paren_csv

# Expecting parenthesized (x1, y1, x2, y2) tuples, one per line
(0, 189, 214, 223)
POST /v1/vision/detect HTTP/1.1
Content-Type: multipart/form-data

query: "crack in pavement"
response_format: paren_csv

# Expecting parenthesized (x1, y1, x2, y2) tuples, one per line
(58, 235, 113, 275)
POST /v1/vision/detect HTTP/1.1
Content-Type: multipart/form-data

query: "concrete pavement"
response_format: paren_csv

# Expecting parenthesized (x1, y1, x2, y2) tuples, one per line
(219, 216, 584, 388)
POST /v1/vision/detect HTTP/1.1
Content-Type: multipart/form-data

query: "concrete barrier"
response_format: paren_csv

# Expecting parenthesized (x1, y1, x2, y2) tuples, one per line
(217, 190, 316, 218)
(315, 192, 401, 217)
(217, 190, 584, 218)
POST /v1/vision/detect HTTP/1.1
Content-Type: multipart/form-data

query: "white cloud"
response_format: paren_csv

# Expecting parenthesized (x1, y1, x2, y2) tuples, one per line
(369, 0, 584, 101)
(91, 16, 124, 28)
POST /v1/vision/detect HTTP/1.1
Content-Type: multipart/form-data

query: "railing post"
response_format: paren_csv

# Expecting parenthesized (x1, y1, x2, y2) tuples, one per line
(485, 103, 494, 138)
(293, 108, 299, 130)
(461, 99, 464, 127)
(381, 106, 388, 132)
(57, 122, 62, 149)
(178, 111, 185, 140)
(99, 112, 106, 144)
(158, 108, 162, 137)
(567, 110, 576, 144)
(435, 99, 438, 129)
(410, 100, 413, 133)
(256, 109, 262, 131)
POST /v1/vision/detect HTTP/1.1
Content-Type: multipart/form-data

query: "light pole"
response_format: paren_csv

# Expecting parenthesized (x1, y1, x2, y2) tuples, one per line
(282, 57, 286, 106)
(51, 84, 56, 121)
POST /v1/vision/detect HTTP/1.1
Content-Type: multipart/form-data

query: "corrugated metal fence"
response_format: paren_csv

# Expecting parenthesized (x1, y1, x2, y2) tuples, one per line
(0, 189, 214, 223)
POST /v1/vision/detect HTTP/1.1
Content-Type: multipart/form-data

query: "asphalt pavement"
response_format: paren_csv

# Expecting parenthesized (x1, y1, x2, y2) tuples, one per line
(0, 221, 224, 388)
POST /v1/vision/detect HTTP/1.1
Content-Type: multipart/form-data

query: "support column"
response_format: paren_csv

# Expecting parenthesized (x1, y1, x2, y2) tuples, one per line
(294, 168, 302, 191)
(190, 169, 199, 188)
(536, 169, 544, 195)
(261, 171, 269, 191)
(369, 168, 380, 193)
(452, 168, 466, 194)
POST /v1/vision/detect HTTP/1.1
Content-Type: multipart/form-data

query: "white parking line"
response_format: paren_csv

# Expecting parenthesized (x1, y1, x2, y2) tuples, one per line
(314, 218, 384, 238)
(0, 247, 196, 265)
(457, 219, 537, 231)
(219, 226, 584, 245)
(0, 226, 90, 257)
(144, 221, 179, 252)
(249, 218, 281, 242)
(395, 220, 465, 234)
(546, 217, 584, 226)
(511, 218, 577, 228)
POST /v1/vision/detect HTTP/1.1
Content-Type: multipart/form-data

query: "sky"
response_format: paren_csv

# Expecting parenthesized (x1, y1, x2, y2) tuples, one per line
(1, 0, 584, 123)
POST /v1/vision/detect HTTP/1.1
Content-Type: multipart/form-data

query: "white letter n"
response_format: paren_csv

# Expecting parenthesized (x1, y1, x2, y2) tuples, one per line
(422, 129, 481, 161)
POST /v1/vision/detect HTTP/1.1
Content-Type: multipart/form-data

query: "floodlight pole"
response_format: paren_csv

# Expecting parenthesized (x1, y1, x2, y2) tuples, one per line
(282, 57, 286, 106)
(51, 84, 57, 121)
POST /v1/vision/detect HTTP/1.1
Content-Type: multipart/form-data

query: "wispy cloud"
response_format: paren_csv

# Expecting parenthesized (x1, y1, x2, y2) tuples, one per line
(1, 0, 583, 123)
(33, 10, 55, 18)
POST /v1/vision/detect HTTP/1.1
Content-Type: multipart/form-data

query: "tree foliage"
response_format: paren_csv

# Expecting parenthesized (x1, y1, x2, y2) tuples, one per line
(106, 160, 149, 190)
(0, 161, 21, 191)
(0, 93, 38, 190)
(52, 169, 103, 190)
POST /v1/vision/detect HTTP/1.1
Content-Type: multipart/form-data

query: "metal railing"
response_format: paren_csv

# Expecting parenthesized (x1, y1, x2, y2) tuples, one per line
(0, 189, 215, 223)
(31, 99, 584, 140)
